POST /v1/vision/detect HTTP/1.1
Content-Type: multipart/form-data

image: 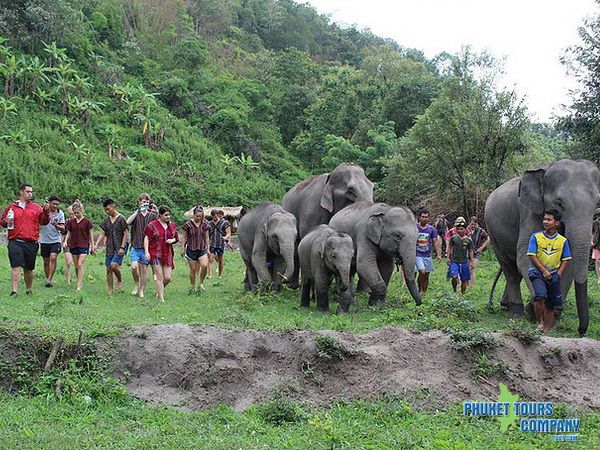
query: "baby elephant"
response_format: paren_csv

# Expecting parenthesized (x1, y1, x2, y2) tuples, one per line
(298, 225, 354, 312)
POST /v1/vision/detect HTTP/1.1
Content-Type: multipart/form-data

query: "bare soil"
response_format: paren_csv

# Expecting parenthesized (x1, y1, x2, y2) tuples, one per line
(105, 325, 600, 411)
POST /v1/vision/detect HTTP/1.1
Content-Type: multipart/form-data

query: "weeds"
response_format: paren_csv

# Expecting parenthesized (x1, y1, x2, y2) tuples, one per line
(315, 333, 356, 360)
(450, 329, 498, 353)
(471, 353, 508, 378)
(505, 320, 542, 345)
(256, 396, 309, 426)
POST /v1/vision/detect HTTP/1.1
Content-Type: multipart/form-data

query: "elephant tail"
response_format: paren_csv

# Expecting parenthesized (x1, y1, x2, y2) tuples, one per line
(488, 268, 503, 307)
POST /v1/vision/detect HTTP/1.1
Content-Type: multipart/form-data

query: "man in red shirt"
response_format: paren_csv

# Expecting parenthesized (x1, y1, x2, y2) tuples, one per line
(0, 183, 50, 296)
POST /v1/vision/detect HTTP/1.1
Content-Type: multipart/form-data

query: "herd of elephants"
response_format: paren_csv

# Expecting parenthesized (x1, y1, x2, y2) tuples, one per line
(237, 159, 600, 336)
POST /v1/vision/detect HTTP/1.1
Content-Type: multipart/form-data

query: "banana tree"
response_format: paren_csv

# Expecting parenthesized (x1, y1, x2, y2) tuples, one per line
(0, 96, 17, 119)
(237, 153, 259, 170)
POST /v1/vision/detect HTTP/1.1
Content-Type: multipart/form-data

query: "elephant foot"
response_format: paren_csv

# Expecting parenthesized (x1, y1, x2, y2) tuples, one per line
(337, 304, 350, 314)
(316, 307, 330, 314)
(300, 301, 310, 308)
(368, 292, 386, 307)
(508, 302, 525, 319)
(288, 281, 300, 290)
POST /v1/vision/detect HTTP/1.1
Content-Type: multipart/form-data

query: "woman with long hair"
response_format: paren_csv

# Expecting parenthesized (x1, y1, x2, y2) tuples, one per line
(64, 201, 95, 291)
(62, 205, 75, 284)
(180, 206, 211, 292)
(144, 205, 178, 302)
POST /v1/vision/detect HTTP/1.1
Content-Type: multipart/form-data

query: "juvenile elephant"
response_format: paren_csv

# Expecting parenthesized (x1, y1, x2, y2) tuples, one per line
(282, 163, 374, 288)
(238, 202, 297, 292)
(329, 201, 421, 306)
(298, 225, 354, 313)
(485, 159, 600, 336)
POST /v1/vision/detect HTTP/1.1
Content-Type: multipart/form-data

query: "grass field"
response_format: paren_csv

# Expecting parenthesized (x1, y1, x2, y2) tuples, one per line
(0, 245, 599, 449)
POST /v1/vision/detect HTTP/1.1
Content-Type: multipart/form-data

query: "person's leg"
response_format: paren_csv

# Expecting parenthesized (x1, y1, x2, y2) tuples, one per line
(469, 258, 479, 287)
(64, 252, 73, 284)
(153, 264, 165, 301)
(207, 252, 214, 278)
(529, 273, 548, 330)
(111, 262, 123, 291)
(24, 270, 34, 292)
(43, 256, 51, 281)
(217, 253, 224, 278)
(131, 261, 140, 295)
(106, 265, 114, 294)
(23, 242, 37, 293)
(163, 266, 173, 287)
(188, 259, 198, 288)
(460, 263, 470, 294)
(48, 252, 59, 284)
(199, 254, 209, 288)
(451, 276, 458, 292)
(461, 280, 468, 294)
(138, 263, 148, 298)
(11, 267, 21, 293)
(75, 254, 88, 291)
(543, 304, 555, 333)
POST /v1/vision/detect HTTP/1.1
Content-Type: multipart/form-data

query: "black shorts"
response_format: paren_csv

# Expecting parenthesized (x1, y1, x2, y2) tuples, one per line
(185, 248, 207, 261)
(40, 242, 62, 258)
(8, 240, 39, 271)
(210, 246, 225, 256)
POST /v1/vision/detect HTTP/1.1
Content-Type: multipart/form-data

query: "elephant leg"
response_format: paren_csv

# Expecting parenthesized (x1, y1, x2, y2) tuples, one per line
(288, 250, 300, 290)
(503, 263, 525, 318)
(554, 265, 573, 321)
(247, 264, 259, 292)
(378, 257, 395, 289)
(271, 256, 285, 292)
(357, 276, 370, 292)
(300, 277, 312, 308)
(314, 274, 332, 312)
(358, 256, 386, 306)
(242, 259, 253, 292)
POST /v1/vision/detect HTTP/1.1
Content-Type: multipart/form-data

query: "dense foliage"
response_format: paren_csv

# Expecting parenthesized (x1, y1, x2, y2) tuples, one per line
(0, 0, 576, 220)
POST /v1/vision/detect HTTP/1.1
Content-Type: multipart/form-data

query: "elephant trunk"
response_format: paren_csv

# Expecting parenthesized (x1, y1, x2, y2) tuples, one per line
(337, 265, 351, 292)
(565, 222, 591, 335)
(401, 255, 421, 306)
(280, 242, 295, 283)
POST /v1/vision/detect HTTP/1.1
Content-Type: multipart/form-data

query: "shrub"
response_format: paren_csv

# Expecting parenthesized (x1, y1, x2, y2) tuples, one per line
(256, 396, 309, 426)
(504, 320, 542, 345)
(450, 329, 498, 353)
(315, 333, 356, 360)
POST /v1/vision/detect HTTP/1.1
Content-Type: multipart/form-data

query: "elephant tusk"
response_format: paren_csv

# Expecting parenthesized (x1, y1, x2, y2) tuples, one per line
(277, 272, 289, 282)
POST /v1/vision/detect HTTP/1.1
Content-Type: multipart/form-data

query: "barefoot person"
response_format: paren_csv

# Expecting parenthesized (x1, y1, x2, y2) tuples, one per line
(62, 206, 75, 284)
(181, 206, 211, 291)
(144, 206, 178, 302)
(592, 208, 600, 283)
(65, 201, 95, 291)
(466, 216, 491, 287)
(96, 199, 129, 295)
(208, 209, 231, 279)
(39, 196, 65, 287)
(446, 218, 474, 294)
(126, 193, 157, 298)
(527, 210, 572, 334)
(415, 210, 441, 294)
(0, 183, 50, 296)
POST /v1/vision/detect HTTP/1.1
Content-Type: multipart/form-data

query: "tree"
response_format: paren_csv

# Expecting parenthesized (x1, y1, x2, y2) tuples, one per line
(558, 2, 600, 162)
(385, 48, 529, 217)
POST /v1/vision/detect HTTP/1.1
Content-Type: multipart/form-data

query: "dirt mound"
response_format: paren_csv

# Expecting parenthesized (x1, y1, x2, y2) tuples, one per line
(106, 325, 600, 411)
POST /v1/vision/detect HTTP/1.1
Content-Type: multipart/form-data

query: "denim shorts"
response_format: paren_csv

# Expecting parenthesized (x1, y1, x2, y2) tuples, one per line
(106, 252, 125, 267)
(70, 247, 89, 256)
(210, 246, 224, 256)
(415, 256, 434, 273)
(130, 247, 148, 265)
(529, 270, 563, 308)
(449, 262, 471, 281)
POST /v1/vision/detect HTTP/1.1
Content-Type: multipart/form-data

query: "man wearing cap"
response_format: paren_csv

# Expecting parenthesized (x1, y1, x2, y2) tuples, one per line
(446, 217, 475, 294)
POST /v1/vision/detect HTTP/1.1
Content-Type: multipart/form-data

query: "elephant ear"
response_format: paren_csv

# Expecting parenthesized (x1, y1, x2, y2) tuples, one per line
(519, 168, 546, 214)
(320, 174, 334, 213)
(366, 213, 384, 245)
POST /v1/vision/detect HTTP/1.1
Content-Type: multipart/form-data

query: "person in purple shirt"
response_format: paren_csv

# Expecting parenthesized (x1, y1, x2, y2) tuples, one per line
(415, 210, 441, 294)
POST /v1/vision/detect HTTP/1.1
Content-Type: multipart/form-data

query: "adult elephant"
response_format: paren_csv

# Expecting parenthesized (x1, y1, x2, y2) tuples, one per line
(485, 159, 600, 336)
(329, 201, 421, 306)
(282, 163, 374, 288)
(238, 202, 297, 292)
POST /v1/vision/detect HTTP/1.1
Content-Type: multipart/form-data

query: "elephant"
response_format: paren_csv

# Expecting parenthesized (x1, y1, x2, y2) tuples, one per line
(329, 201, 422, 306)
(282, 163, 374, 288)
(485, 159, 600, 336)
(238, 202, 297, 292)
(298, 225, 354, 313)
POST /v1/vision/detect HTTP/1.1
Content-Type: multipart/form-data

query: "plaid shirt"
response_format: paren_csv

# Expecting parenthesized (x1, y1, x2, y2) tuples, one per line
(209, 219, 230, 249)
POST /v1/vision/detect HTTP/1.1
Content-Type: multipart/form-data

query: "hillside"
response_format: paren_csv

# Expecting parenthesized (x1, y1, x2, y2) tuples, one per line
(0, 0, 572, 220)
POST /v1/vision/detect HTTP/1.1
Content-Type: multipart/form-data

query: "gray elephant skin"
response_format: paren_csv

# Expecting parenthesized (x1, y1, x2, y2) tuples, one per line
(485, 159, 600, 336)
(298, 225, 354, 313)
(329, 201, 422, 306)
(282, 163, 374, 287)
(238, 202, 297, 292)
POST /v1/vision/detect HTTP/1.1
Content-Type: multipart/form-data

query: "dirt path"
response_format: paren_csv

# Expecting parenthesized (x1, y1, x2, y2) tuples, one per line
(106, 325, 600, 411)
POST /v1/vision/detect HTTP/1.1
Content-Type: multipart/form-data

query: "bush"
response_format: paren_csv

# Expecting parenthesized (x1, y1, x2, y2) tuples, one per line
(449, 329, 498, 353)
(504, 320, 542, 345)
(315, 333, 356, 360)
(256, 396, 309, 426)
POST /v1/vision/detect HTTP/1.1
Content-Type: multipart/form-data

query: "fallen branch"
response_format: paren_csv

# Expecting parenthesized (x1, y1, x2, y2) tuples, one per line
(44, 337, 64, 373)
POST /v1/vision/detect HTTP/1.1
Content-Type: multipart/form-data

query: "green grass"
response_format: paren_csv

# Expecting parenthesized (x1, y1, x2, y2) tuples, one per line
(0, 247, 598, 342)
(0, 391, 598, 449)
(1, 246, 599, 449)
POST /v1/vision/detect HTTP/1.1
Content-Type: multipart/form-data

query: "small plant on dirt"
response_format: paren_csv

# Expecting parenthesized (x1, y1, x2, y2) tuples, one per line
(471, 353, 508, 379)
(504, 320, 542, 345)
(315, 333, 356, 360)
(450, 329, 498, 353)
(256, 396, 309, 426)
(552, 345, 563, 356)
(431, 295, 477, 321)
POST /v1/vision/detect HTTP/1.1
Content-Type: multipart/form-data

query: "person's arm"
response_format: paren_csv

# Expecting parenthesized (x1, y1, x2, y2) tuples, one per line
(557, 259, 569, 277)
(468, 243, 475, 268)
(118, 227, 128, 256)
(126, 209, 138, 225)
(224, 222, 231, 240)
(477, 236, 490, 254)
(204, 228, 211, 256)
(180, 228, 187, 257)
(95, 230, 106, 249)
(144, 235, 151, 261)
(446, 239, 453, 265)
(0, 205, 10, 228)
(528, 255, 551, 280)
(90, 227, 96, 254)
(54, 220, 66, 233)
(40, 203, 51, 225)
(63, 230, 71, 250)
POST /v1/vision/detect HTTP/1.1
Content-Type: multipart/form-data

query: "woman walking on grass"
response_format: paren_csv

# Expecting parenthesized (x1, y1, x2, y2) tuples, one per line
(62, 206, 75, 284)
(64, 201, 95, 291)
(180, 206, 211, 292)
(144, 205, 178, 302)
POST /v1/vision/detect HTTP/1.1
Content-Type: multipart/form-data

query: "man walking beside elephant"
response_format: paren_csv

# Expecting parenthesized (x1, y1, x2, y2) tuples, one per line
(415, 210, 441, 294)
(527, 210, 572, 334)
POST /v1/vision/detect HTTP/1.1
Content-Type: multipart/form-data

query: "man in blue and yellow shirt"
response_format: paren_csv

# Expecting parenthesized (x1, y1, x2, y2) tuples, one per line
(526, 210, 572, 333)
